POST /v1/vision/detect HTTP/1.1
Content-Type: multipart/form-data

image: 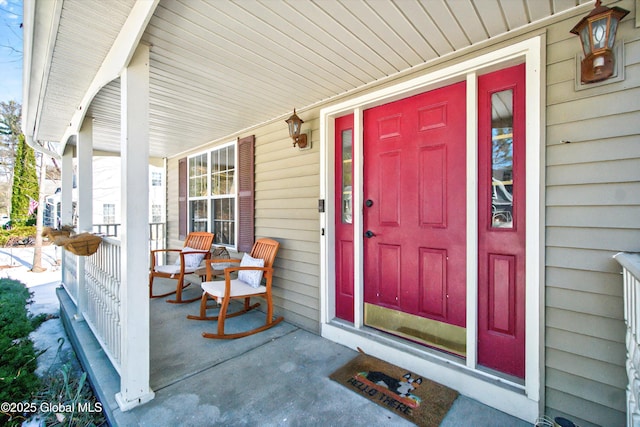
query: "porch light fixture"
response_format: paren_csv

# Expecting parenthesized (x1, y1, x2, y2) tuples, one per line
(570, 0, 629, 83)
(285, 109, 308, 149)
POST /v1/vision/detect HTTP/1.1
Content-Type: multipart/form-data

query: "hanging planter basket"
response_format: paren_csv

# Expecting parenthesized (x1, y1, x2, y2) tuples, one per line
(42, 226, 74, 240)
(57, 232, 103, 256)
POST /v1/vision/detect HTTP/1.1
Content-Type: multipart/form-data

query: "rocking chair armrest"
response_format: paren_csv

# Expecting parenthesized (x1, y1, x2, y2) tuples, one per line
(206, 258, 242, 265)
(151, 248, 182, 257)
(204, 258, 240, 280)
(150, 248, 182, 268)
(223, 265, 273, 274)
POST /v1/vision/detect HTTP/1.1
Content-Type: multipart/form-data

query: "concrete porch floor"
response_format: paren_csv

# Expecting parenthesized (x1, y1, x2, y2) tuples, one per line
(59, 277, 532, 426)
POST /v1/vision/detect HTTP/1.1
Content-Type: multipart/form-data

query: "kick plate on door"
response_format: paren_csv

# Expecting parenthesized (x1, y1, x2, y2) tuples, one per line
(364, 303, 466, 357)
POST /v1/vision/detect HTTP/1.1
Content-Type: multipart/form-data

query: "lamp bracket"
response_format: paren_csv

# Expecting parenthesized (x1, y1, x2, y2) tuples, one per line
(574, 41, 624, 90)
(296, 130, 312, 151)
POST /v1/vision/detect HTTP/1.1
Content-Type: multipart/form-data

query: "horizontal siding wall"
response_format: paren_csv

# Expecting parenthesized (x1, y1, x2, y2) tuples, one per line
(544, 2, 640, 425)
(253, 116, 321, 332)
(166, 157, 179, 251)
(165, 111, 322, 333)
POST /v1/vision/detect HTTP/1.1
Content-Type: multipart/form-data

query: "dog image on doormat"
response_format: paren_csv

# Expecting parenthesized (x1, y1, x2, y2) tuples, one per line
(355, 371, 423, 408)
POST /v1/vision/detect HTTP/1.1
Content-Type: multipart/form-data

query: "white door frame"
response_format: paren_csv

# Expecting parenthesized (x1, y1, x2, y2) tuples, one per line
(319, 35, 545, 423)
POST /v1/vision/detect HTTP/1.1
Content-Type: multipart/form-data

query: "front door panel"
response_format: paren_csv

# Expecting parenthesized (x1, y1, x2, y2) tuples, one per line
(363, 82, 467, 353)
(335, 114, 355, 322)
(477, 64, 526, 378)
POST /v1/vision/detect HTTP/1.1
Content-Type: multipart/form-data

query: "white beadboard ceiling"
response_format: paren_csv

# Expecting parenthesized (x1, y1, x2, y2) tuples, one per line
(28, 0, 594, 159)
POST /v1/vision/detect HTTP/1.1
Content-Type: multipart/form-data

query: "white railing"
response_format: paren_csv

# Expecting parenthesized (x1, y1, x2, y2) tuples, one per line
(84, 237, 122, 370)
(93, 222, 166, 253)
(62, 249, 78, 303)
(59, 224, 164, 374)
(615, 252, 640, 427)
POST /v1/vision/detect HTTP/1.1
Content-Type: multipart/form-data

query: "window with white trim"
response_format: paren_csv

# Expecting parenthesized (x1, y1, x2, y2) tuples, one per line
(151, 204, 162, 223)
(151, 171, 162, 186)
(188, 142, 236, 246)
(103, 203, 115, 224)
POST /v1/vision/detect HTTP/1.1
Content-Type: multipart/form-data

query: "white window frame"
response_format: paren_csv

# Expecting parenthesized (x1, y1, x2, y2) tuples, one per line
(103, 203, 116, 224)
(151, 204, 162, 223)
(151, 171, 162, 187)
(319, 36, 545, 423)
(187, 140, 238, 248)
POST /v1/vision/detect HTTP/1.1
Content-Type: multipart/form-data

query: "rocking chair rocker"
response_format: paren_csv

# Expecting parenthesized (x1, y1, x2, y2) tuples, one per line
(187, 238, 282, 339)
(149, 231, 214, 303)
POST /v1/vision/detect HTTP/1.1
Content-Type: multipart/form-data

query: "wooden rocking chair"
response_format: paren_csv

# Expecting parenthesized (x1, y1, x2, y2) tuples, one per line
(187, 238, 282, 339)
(149, 231, 214, 303)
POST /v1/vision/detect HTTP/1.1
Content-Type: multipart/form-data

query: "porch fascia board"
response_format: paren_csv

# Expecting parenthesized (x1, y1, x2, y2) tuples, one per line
(56, 0, 159, 155)
(21, 0, 62, 142)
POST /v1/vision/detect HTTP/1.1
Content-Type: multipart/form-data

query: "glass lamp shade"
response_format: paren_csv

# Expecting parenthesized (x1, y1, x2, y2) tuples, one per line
(570, 0, 628, 83)
(571, 1, 628, 56)
(285, 109, 304, 138)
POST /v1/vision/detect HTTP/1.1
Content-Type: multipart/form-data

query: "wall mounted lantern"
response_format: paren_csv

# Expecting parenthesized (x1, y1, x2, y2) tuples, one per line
(570, 0, 629, 83)
(285, 109, 308, 149)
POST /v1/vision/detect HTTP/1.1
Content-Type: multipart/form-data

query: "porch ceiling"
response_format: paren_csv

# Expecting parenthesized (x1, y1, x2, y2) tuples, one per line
(26, 0, 592, 159)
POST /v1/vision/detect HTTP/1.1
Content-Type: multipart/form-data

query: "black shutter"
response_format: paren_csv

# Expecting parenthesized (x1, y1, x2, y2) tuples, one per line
(178, 157, 187, 240)
(237, 135, 255, 252)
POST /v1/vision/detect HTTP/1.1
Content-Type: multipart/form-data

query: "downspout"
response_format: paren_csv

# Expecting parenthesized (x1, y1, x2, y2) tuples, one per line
(24, 134, 62, 160)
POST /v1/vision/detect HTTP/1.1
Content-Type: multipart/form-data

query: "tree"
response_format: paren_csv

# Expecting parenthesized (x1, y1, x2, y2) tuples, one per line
(0, 101, 21, 214)
(10, 133, 39, 224)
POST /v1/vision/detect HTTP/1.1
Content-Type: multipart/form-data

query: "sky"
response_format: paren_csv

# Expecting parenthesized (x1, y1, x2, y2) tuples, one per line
(0, 0, 22, 103)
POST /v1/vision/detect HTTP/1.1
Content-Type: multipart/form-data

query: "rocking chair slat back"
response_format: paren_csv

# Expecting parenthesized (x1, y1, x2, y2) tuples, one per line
(250, 238, 279, 268)
(186, 232, 216, 251)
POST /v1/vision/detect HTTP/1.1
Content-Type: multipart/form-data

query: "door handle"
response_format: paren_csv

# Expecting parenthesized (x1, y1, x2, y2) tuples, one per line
(365, 199, 374, 207)
(365, 230, 376, 238)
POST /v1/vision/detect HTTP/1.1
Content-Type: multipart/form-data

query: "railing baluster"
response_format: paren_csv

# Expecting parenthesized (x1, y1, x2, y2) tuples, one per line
(614, 252, 640, 427)
(84, 237, 122, 370)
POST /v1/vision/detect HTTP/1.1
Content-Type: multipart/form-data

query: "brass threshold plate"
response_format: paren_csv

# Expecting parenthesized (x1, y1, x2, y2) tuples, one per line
(364, 303, 466, 357)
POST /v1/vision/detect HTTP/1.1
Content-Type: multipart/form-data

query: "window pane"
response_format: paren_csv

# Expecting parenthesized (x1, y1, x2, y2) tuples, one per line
(103, 204, 115, 224)
(190, 200, 208, 232)
(189, 154, 208, 197)
(490, 90, 514, 229)
(151, 204, 162, 223)
(341, 129, 353, 224)
(212, 198, 235, 245)
(151, 172, 162, 187)
(211, 145, 236, 196)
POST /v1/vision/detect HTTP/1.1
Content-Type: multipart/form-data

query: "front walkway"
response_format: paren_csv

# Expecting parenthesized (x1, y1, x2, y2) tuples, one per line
(58, 277, 531, 426)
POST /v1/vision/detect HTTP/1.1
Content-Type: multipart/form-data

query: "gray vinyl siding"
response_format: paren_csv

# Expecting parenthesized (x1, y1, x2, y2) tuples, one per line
(165, 115, 322, 333)
(165, 157, 180, 251)
(253, 118, 321, 332)
(163, 3, 639, 425)
(542, 3, 640, 425)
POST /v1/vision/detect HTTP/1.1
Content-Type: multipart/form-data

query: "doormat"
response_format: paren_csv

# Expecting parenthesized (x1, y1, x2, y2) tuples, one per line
(329, 351, 458, 426)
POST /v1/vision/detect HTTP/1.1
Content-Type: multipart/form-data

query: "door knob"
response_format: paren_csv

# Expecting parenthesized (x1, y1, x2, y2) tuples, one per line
(365, 199, 374, 207)
(365, 230, 376, 238)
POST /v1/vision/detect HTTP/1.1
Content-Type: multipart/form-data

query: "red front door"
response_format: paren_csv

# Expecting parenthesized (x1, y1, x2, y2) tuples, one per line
(362, 82, 467, 338)
(477, 64, 526, 378)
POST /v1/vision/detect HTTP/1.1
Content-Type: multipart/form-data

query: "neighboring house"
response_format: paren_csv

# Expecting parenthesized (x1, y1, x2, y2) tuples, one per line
(21, 1, 640, 426)
(43, 157, 166, 230)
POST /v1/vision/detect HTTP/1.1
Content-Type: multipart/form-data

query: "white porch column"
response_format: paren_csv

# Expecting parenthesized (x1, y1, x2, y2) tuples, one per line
(60, 145, 74, 227)
(75, 118, 94, 319)
(115, 42, 154, 410)
(60, 144, 75, 296)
